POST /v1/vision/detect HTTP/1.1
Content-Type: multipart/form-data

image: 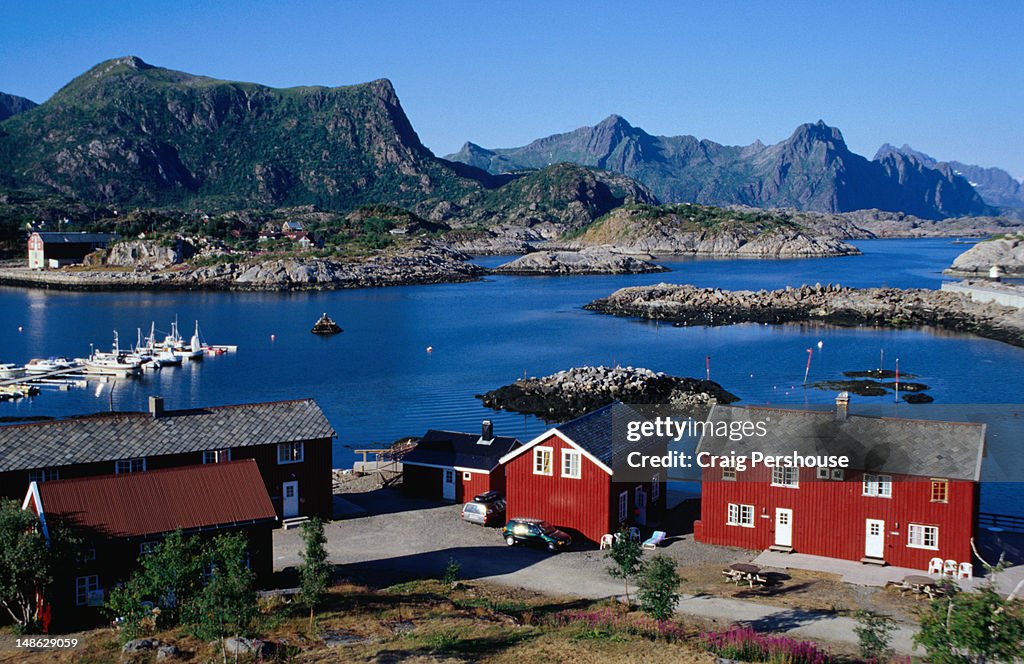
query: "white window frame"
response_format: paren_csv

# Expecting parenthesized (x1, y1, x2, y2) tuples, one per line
(75, 575, 99, 606)
(907, 524, 939, 550)
(277, 442, 304, 464)
(863, 474, 893, 498)
(831, 468, 845, 480)
(816, 467, 829, 480)
(115, 458, 146, 474)
(722, 467, 737, 481)
(727, 503, 755, 528)
(561, 449, 581, 479)
(533, 447, 553, 476)
(618, 491, 628, 522)
(651, 473, 660, 501)
(771, 467, 799, 488)
(462, 471, 472, 481)
(202, 448, 231, 464)
(28, 468, 60, 483)
(139, 541, 160, 555)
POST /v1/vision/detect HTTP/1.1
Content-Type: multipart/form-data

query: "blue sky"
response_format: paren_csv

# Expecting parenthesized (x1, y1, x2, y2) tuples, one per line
(3, 1, 1022, 176)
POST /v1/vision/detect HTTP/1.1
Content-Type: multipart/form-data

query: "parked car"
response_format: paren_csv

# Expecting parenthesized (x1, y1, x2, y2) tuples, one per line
(502, 517, 572, 552)
(461, 491, 506, 526)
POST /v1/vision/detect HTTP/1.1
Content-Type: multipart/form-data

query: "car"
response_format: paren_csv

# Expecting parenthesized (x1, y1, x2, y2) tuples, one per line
(502, 517, 572, 552)
(461, 492, 506, 526)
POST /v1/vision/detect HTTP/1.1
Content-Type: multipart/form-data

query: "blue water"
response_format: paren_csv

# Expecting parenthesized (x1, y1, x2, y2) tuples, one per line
(1, 238, 1022, 513)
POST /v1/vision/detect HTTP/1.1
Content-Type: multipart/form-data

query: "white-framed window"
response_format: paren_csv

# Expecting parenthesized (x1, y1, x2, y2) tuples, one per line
(908, 524, 939, 550)
(863, 474, 893, 498)
(203, 449, 231, 464)
(533, 447, 553, 476)
(561, 450, 581, 479)
(618, 491, 628, 522)
(28, 468, 60, 483)
(76, 547, 96, 564)
(816, 467, 829, 479)
(115, 458, 146, 474)
(771, 467, 799, 488)
(462, 471, 472, 481)
(75, 575, 99, 606)
(651, 473, 660, 501)
(277, 442, 304, 464)
(831, 468, 845, 480)
(818, 467, 844, 480)
(727, 503, 755, 527)
(722, 467, 737, 481)
(140, 541, 160, 555)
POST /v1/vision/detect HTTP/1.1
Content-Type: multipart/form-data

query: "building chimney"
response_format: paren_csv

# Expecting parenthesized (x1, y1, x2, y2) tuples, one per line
(481, 420, 494, 442)
(149, 396, 165, 419)
(835, 392, 849, 421)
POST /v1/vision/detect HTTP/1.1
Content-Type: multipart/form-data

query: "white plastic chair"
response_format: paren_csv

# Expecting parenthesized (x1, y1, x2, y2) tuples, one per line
(958, 562, 973, 579)
(927, 557, 944, 575)
(599, 534, 614, 550)
(943, 559, 958, 577)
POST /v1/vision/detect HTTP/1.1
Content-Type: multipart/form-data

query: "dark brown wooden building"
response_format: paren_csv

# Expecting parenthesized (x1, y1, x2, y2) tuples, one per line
(23, 460, 277, 628)
(0, 397, 335, 521)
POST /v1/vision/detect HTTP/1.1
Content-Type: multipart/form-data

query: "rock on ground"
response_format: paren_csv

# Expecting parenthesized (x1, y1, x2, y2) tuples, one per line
(947, 235, 1024, 276)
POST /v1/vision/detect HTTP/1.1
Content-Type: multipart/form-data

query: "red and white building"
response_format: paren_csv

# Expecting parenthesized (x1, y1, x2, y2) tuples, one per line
(694, 394, 985, 570)
(499, 403, 667, 544)
(402, 421, 521, 502)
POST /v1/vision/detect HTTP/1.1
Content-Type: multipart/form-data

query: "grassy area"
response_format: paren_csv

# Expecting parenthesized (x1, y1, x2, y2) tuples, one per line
(0, 579, 736, 663)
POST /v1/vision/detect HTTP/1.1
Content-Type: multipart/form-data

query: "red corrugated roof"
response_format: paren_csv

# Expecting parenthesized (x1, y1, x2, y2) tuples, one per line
(34, 460, 277, 538)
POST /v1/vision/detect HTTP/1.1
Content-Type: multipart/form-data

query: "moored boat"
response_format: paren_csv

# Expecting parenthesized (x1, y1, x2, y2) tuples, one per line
(0, 363, 26, 379)
(24, 357, 77, 375)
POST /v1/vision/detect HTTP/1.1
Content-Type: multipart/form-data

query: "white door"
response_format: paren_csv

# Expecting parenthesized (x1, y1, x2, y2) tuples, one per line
(442, 468, 456, 501)
(774, 508, 793, 547)
(282, 481, 299, 518)
(635, 486, 647, 525)
(865, 519, 885, 559)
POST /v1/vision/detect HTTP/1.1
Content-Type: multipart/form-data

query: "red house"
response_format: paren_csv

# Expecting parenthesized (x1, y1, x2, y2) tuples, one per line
(23, 460, 277, 628)
(403, 421, 521, 502)
(694, 394, 985, 571)
(499, 403, 667, 544)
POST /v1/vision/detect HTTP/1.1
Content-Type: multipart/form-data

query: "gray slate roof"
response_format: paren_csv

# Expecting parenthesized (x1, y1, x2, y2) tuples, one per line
(555, 402, 670, 470)
(403, 430, 522, 471)
(0, 399, 335, 473)
(696, 404, 985, 481)
(33, 232, 118, 244)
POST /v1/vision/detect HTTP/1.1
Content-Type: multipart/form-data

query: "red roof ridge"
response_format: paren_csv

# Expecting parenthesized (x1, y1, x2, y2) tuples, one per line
(36, 458, 258, 487)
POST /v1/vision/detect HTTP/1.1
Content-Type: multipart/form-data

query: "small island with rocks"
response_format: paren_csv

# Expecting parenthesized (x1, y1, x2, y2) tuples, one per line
(492, 247, 668, 275)
(478, 365, 739, 421)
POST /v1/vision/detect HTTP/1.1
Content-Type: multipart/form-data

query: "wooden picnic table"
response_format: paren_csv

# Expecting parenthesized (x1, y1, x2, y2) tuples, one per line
(900, 574, 942, 599)
(722, 563, 767, 588)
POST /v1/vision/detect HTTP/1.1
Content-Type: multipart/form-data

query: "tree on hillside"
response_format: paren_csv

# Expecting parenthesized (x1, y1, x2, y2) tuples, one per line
(605, 528, 643, 604)
(636, 555, 681, 621)
(105, 530, 205, 642)
(184, 533, 258, 656)
(298, 517, 331, 633)
(915, 577, 1024, 663)
(0, 500, 78, 632)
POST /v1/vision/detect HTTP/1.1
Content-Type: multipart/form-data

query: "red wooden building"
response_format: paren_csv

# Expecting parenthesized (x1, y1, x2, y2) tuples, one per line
(403, 421, 521, 502)
(23, 460, 277, 628)
(694, 394, 985, 570)
(500, 403, 667, 544)
(0, 397, 335, 521)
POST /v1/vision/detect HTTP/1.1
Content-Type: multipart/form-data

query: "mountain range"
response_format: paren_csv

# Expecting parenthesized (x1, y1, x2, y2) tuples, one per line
(875, 143, 1024, 209)
(446, 116, 993, 220)
(0, 57, 1011, 224)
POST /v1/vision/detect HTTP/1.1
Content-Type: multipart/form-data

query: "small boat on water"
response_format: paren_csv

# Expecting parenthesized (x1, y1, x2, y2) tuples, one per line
(0, 363, 26, 379)
(24, 357, 77, 375)
(161, 320, 204, 361)
(84, 332, 142, 377)
(312, 313, 343, 335)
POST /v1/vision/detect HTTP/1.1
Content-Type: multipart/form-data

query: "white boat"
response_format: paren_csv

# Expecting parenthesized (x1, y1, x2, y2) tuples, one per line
(154, 349, 182, 367)
(24, 357, 76, 375)
(0, 363, 26, 379)
(84, 332, 142, 377)
(161, 319, 204, 361)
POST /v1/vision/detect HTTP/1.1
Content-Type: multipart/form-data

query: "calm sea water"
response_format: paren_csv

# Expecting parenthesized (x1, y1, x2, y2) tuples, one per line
(1, 238, 1022, 513)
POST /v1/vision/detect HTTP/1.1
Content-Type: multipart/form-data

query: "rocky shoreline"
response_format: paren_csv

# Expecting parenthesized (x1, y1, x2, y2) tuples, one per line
(946, 234, 1024, 277)
(585, 283, 1024, 348)
(492, 247, 668, 275)
(478, 365, 739, 421)
(0, 247, 486, 292)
